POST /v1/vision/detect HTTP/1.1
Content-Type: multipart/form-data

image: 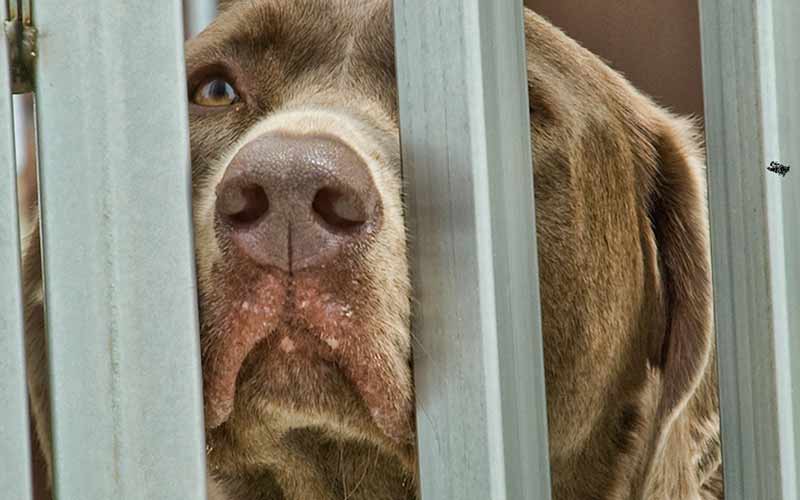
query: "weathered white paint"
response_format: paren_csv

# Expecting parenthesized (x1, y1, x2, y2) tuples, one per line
(394, 1, 552, 499)
(700, 0, 800, 498)
(33, 1, 207, 498)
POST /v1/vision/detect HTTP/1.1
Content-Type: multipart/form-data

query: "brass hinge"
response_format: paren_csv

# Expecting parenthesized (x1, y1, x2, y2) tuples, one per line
(5, 0, 36, 94)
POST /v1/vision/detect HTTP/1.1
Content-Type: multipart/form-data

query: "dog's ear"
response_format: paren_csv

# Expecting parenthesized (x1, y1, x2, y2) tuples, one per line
(639, 113, 714, 488)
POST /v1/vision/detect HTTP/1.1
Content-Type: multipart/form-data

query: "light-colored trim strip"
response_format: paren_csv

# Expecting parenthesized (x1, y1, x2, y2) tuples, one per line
(0, 0, 34, 498)
(775, 0, 800, 486)
(394, 2, 552, 499)
(33, 1, 207, 498)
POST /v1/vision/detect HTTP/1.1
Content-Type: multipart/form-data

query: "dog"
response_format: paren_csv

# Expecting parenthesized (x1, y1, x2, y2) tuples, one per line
(21, 1, 720, 499)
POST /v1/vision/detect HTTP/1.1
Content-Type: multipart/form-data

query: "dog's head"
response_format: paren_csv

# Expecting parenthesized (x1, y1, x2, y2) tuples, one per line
(187, 2, 715, 497)
(23, 2, 716, 499)
(186, 0, 417, 496)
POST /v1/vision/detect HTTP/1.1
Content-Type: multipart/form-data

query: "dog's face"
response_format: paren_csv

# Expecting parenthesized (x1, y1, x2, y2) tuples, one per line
(187, 0, 417, 495)
(24, 1, 717, 499)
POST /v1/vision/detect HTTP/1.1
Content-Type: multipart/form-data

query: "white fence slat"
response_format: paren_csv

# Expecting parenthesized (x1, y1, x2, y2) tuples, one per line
(33, 1, 207, 498)
(699, 1, 799, 498)
(394, 2, 553, 499)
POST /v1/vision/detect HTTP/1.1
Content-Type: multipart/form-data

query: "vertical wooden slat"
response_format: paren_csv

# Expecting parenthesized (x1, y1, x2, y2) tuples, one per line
(0, 0, 34, 498)
(394, 1, 552, 499)
(33, 1, 207, 499)
(699, 1, 798, 498)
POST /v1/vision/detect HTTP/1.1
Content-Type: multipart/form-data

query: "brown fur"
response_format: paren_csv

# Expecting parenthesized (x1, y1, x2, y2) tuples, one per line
(21, 2, 719, 499)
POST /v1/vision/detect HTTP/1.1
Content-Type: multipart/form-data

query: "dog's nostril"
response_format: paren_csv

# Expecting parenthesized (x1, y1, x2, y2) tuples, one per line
(219, 184, 270, 226)
(312, 187, 368, 232)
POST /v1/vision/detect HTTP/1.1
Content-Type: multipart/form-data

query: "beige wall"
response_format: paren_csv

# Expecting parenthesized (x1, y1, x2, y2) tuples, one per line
(525, 0, 704, 122)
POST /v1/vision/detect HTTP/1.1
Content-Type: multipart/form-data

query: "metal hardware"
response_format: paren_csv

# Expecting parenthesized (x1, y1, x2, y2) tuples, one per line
(4, 0, 36, 93)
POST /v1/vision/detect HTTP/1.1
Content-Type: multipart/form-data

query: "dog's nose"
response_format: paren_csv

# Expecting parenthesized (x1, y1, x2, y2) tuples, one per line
(215, 133, 382, 271)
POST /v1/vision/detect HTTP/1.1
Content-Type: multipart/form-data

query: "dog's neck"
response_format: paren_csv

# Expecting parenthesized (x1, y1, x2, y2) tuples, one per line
(210, 429, 416, 500)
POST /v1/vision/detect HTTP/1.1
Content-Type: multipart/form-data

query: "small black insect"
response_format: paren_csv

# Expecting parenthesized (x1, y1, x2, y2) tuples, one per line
(768, 161, 791, 177)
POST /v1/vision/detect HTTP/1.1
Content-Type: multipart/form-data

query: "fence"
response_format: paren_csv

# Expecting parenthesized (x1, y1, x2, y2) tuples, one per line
(699, 1, 800, 498)
(0, 1, 797, 499)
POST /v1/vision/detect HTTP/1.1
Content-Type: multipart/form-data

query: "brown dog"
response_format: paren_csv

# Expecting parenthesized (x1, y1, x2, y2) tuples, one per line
(22, 2, 720, 499)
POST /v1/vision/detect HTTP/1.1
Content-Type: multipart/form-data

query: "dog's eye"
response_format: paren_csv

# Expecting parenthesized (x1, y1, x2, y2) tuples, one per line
(193, 78, 240, 107)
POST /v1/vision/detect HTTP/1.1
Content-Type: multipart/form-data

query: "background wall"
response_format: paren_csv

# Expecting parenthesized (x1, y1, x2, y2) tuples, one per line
(524, 0, 704, 122)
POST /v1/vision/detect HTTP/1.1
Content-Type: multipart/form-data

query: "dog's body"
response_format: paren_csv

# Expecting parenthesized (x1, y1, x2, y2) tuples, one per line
(22, 2, 720, 499)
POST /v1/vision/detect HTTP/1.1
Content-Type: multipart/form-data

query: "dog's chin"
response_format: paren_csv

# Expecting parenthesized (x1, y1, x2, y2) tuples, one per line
(213, 334, 411, 457)
(222, 321, 397, 440)
(199, 262, 416, 466)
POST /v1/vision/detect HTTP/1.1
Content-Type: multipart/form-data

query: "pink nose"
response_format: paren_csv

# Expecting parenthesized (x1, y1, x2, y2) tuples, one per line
(215, 133, 382, 271)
